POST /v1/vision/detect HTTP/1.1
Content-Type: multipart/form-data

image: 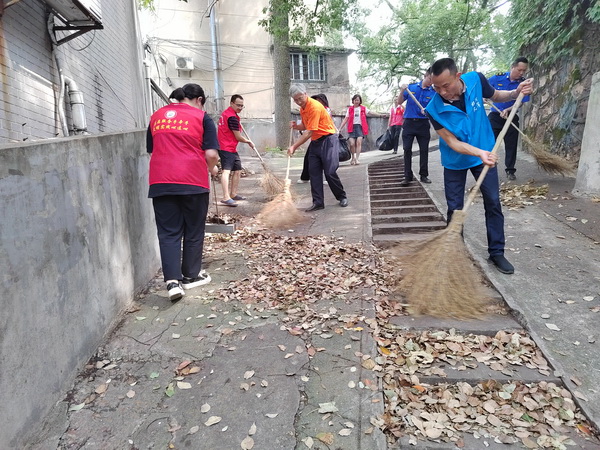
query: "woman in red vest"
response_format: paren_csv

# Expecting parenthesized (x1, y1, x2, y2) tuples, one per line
(147, 83, 219, 301)
(340, 94, 370, 165)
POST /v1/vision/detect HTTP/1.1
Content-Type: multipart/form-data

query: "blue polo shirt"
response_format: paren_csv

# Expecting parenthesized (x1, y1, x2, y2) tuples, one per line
(403, 81, 435, 119)
(488, 71, 530, 112)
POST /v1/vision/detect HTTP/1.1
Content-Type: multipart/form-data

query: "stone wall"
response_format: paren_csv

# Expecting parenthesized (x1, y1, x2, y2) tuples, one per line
(0, 131, 159, 447)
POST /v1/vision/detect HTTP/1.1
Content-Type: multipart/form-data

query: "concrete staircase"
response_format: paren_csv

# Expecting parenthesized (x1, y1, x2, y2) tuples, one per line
(369, 158, 447, 246)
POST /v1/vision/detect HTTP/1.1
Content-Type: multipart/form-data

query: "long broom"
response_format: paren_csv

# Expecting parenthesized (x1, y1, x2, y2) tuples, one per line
(394, 93, 527, 319)
(485, 100, 575, 176)
(256, 131, 304, 229)
(241, 128, 286, 197)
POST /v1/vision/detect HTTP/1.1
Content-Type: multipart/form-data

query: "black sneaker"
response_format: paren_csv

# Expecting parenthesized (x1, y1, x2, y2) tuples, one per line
(488, 255, 514, 274)
(507, 173, 516, 181)
(182, 270, 211, 289)
(420, 176, 432, 184)
(167, 281, 184, 301)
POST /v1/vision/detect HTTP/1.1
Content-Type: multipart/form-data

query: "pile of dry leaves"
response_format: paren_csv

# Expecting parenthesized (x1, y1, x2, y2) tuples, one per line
(207, 230, 394, 308)
(500, 182, 549, 209)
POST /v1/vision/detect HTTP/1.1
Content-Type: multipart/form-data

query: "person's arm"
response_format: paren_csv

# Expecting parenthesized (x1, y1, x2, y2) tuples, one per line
(232, 130, 255, 150)
(388, 108, 393, 127)
(339, 109, 350, 131)
(287, 130, 313, 156)
(490, 78, 534, 103)
(435, 128, 497, 167)
(202, 115, 221, 176)
(146, 126, 153, 154)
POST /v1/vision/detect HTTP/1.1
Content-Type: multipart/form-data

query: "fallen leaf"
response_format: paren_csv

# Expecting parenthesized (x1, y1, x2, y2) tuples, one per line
(201, 403, 211, 413)
(302, 436, 314, 448)
(149, 372, 160, 379)
(95, 383, 108, 394)
(249, 422, 257, 435)
(177, 381, 192, 390)
(189, 425, 199, 435)
(244, 370, 255, 380)
(205, 416, 222, 426)
(338, 428, 352, 436)
(240, 436, 254, 449)
(165, 383, 175, 397)
(316, 432, 334, 445)
(545, 323, 561, 331)
(126, 390, 135, 398)
(318, 402, 339, 413)
(68, 402, 85, 412)
(265, 413, 278, 418)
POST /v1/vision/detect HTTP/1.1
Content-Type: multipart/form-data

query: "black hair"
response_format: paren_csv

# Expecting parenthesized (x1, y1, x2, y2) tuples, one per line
(431, 58, 458, 77)
(512, 57, 529, 66)
(425, 66, 432, 76)
(231, 94, 243, 104)
(169, 83, 206, 105)
(311, 93, 329, 108)
(351, 94, 362, 105)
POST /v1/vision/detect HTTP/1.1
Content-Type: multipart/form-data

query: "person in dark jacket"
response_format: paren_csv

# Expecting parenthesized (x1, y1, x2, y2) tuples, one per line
(147, 83, 219, 301)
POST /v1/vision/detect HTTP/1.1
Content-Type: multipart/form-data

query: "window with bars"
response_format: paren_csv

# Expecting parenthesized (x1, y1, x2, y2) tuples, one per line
(290, 53, 326, 81)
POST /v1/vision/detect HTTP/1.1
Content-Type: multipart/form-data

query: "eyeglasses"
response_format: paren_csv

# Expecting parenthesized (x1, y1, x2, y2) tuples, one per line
(234, 104, 244, 108)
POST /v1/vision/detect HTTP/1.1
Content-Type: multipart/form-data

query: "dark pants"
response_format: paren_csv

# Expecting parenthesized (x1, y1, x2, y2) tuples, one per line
(444, 164, 505, 257)
(300, 148, 310, 181)
(390, 124, 402, 152)
(152, 193, 209, 281)
(308, 134, 347, 207)
(402, 119, 431, 180)
(488, 112, 519, 175)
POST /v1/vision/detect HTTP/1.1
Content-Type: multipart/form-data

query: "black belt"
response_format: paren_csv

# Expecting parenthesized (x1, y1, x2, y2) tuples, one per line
(315, 133, 333, 142)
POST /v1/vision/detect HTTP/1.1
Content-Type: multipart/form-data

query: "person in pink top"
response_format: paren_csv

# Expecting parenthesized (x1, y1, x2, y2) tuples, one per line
(340, 94, 370, 165)
(388, 94, 404, 154)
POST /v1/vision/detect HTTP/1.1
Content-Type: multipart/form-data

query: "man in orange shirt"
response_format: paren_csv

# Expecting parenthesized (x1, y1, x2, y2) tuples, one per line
(288, 84, 348, 212)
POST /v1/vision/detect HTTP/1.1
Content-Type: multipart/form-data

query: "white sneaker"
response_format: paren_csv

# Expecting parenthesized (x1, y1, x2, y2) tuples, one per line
(166, 280, 184, 301)
(323, 180, 328, 185)
(182, 270, 211, 289)
(297, 179, 309, 184)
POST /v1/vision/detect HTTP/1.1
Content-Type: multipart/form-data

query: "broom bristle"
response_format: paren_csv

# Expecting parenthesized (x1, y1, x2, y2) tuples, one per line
(259, 162, 286, 197)
(390, 211, 488, 319)
(523, 136, 575, 176)
(257, 180, 304, 229)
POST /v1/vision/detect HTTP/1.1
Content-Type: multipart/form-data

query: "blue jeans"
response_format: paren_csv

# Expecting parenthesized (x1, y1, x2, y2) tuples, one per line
(444, 164, 505, 256)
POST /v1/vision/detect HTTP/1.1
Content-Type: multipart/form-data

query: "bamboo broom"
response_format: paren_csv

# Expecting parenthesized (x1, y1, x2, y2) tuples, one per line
(241, 128, 286, 197)
(485, 100, 575, 176)
(257, 131, 304, 229)
(395, 93, 527, 319)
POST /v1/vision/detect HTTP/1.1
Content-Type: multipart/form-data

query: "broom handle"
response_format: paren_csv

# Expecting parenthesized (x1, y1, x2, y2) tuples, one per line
(463, 92, 525, 213)
(286, 129, 293, 180)
(485, 100, 527, 140)
(241, 128, 266, 163)
(405, 88, 426, 114)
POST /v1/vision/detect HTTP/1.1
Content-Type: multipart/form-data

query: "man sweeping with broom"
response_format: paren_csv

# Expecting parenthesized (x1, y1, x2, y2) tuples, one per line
(426, 57, 533, 275)
(288, 84, 348, 212)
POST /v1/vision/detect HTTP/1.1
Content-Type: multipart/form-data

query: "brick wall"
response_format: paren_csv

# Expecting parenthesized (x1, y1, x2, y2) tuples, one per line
(0, 0, 147, 145)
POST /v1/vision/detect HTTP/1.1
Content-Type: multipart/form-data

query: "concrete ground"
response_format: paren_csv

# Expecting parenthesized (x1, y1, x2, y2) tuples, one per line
(26, 144, 600, 449)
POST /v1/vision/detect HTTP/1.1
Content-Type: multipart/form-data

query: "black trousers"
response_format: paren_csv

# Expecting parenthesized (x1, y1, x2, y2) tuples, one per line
(308, 134, 347, 206)
(401, 119, 431, 180)
(300, 147, 310, 181)
(390, 124, 402, 152)
(488, 111, 519, 175)
(152, 193, 209, 281)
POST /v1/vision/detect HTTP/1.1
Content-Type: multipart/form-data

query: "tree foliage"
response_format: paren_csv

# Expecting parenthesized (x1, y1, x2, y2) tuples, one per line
(508, 0, 599, 66)
(352, 0, 508, 91)
(259, 0, 362, 47)
(137, 0, 187, 11)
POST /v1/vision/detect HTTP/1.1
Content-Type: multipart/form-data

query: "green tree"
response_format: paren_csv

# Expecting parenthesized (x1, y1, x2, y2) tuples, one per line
(352, 0, 508, 92)
(260, 0, 362, 148)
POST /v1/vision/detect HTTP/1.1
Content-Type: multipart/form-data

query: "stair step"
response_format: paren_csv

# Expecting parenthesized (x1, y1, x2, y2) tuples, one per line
(372, 221, 447, 235)
(371, 204, 439, 215)
(371, 198, 433, 207)
(372, 212, 445, 224)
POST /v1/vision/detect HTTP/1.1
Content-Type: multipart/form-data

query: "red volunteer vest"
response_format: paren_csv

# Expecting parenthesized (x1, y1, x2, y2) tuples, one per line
(217, 106, 240, 153)
(149, 103, 209, 188)
(347, 105, 369, 135)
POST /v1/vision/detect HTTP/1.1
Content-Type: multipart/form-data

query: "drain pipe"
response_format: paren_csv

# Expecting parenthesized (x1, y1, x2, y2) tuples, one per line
(47, 13, 88, 136)
(208, 0, 223, 112)
(64, 76, 87, 134)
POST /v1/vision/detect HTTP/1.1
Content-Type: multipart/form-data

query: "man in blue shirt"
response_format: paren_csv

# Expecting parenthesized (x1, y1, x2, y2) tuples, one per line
(399, 69, 435, 186)
(426, 57, 533, 274)
(488, 57, 530, 180)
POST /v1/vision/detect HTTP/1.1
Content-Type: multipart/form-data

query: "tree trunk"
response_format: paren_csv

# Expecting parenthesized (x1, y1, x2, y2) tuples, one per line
(272, 0, 291, 150)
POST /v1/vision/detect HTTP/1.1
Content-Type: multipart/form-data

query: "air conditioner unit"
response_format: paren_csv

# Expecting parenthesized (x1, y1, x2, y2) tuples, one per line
(175, 56, 194, 71)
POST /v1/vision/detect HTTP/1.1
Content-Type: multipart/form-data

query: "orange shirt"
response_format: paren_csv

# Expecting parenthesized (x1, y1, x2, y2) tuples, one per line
(300, 97, 336, 140)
